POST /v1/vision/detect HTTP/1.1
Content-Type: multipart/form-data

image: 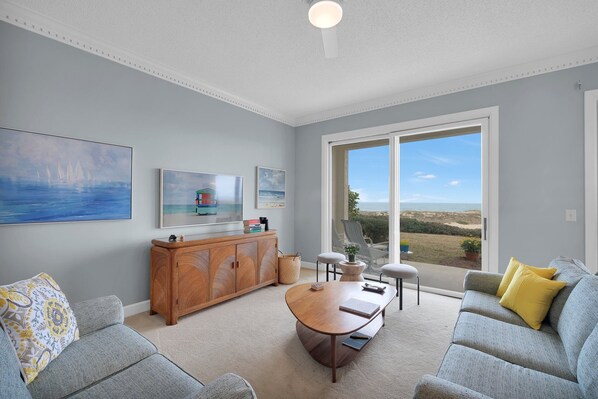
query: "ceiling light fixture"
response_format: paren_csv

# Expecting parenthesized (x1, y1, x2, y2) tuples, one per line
(308, 0, 343, 29)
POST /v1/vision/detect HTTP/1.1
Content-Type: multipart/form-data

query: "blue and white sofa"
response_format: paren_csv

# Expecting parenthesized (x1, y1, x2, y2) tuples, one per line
(1, 295, 256, 399)
(414, 257, 598, 399)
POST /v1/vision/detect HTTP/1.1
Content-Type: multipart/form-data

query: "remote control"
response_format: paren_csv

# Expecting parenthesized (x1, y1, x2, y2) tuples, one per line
(350, 332, 370, 340)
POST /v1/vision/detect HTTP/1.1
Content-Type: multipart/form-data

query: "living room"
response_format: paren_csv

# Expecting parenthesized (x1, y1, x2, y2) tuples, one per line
(1, 1, 598, 398)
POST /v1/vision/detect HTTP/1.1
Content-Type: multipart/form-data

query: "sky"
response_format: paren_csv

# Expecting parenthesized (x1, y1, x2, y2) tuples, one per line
(348, 133, 481, 204)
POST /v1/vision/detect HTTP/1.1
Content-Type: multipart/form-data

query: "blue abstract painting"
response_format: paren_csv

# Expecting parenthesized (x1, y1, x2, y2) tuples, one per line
(0, 128, 132, 224)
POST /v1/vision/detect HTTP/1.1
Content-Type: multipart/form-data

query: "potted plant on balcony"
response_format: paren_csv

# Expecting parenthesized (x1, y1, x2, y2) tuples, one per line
(461, 238, 481, 261)
(344, 243, 360, 263)
(400, 239, 410, 253)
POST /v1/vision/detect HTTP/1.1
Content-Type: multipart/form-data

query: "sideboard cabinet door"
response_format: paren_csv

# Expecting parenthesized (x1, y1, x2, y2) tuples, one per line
(236, 241, 258, 291)
(175, 249, 210, 314)
(258, 237, 278, 284)
(210, 245, 236, 300)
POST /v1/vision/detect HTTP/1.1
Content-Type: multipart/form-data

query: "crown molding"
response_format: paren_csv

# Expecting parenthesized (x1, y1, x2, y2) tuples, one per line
(295, 46, 598, 126)
(0, 1, 296, 126)
(2, 1, 598, 128)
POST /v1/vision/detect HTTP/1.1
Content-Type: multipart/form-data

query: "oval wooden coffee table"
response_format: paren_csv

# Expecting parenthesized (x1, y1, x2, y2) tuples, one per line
(285, 281, 397, 382)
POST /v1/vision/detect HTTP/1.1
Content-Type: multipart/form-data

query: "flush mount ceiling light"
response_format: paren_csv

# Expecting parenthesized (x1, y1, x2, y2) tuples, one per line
(308, 0, 343, 29)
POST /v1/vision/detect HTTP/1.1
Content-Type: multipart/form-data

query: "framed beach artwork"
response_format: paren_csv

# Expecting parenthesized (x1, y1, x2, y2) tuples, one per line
(256, 166, 286, 209)
(0, 127, 132, 225)
(160, 169, 243, 228)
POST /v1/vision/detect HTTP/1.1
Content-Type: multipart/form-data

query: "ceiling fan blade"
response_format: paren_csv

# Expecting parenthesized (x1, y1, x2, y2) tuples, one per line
(321, 27, 338, 59)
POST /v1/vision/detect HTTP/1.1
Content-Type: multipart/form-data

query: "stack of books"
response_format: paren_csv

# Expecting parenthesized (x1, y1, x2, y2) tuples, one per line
(243, 219, 262, 233)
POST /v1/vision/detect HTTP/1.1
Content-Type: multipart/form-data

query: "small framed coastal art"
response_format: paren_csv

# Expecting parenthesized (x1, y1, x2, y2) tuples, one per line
(256, 166, 286, 209)
(160, 169, 243, 228)
(0, 127, 132, 225)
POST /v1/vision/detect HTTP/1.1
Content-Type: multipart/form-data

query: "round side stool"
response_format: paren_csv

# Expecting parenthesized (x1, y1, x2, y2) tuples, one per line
(316, 252, 346, 282)
(379, 263, 420, 310)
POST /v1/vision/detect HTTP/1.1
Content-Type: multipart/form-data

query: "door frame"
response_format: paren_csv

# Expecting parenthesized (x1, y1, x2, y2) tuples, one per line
(321, 106, 499, 273)
(585, 89, 598, 274)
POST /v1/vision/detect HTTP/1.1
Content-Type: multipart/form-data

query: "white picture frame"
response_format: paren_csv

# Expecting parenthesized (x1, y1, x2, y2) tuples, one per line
(256, 166, 286, 209)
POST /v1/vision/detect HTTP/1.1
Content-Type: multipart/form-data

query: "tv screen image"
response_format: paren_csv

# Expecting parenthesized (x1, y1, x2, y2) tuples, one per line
(160, 169, 243, 228)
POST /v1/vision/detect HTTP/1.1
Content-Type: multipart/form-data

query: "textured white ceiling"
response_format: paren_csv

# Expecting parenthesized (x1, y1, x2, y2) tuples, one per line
(5, 0, 598, 125)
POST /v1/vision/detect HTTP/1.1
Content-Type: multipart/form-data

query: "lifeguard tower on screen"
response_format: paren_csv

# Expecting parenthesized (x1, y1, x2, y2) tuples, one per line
(195, 188, 217, 215)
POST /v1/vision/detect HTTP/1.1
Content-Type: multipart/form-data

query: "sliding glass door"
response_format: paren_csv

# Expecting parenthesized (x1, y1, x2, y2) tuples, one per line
(322, 108, 497, 294)
(394, 127, 483, 292)
(331, 139, 390, 275)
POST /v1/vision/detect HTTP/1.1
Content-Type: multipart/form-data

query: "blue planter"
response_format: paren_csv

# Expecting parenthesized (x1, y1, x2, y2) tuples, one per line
(400, 245, 409, 253)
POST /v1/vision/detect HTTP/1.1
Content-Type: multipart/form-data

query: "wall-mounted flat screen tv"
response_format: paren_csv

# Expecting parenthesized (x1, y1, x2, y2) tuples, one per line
(160, 169, 243, 228)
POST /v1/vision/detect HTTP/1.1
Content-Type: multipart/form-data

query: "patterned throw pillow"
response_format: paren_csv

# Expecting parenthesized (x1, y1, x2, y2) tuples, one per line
(0, 273, 79, 384)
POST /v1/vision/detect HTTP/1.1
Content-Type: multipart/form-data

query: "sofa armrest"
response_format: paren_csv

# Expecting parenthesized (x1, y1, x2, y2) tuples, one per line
(72, 295, 124, 336)
(463, 270, 503, 295)
(413, 375, 493, 399)
(186, 373, 256, 399)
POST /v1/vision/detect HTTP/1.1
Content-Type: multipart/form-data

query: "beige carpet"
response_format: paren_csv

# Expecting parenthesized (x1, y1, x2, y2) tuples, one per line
(126, 268, 460, 399)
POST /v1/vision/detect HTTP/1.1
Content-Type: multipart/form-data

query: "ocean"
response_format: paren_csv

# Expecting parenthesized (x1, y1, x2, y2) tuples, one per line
(359, 202, 481, 212)
(0, 179, 131, 223)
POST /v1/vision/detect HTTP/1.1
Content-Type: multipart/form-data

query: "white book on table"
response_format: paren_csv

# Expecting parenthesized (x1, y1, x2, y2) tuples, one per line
(339, 297, 380, 318)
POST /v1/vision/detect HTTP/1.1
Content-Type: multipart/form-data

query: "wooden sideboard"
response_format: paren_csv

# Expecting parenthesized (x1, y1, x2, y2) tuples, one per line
(150, 230, 278, 325)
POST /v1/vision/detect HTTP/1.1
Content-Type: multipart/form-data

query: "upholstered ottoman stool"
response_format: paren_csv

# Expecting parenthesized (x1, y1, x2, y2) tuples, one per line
(379, 263, 420, 310)
(316, 252, 346, 282)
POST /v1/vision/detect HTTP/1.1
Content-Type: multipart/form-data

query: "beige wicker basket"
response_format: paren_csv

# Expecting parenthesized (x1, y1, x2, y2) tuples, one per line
(278, 253, 301, 284)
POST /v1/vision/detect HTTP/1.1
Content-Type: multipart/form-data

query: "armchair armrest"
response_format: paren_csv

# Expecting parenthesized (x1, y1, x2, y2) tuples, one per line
(186, 374, 256, 399)
(413, 375, 493, 399)
(463, 270, 503, 295)
(72, 295, 124, 337)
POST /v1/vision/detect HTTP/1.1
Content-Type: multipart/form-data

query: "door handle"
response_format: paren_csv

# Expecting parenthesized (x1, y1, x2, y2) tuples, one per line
(483, 218, 487, 241)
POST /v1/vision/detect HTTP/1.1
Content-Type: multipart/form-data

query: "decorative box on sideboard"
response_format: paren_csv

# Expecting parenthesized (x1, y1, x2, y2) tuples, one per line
(150, 230, 278, 325)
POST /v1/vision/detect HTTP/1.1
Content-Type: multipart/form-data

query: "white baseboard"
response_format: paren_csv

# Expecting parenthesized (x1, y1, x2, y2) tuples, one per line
(123, 300, 150, 317)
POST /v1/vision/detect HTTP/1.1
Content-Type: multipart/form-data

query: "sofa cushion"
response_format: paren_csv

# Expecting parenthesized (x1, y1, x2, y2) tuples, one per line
(498, 267, 566, 330)
(555, 276, 598, 376)
(577, 324, 598, 399)
(0, 273, 79, 384)
(452, 312, 574, 381)
(0, 327, 32, 399)
(548, 257, 591, 329)
(437, 344, 583, 399)
(461, 290, 529, 328)
(69, 354, 203, 399)
(27, 324, 156, 399)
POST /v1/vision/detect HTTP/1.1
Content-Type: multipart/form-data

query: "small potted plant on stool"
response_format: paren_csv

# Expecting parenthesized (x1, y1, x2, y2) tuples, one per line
(344, 243, 360, 263)
(461, 238, 481, 261)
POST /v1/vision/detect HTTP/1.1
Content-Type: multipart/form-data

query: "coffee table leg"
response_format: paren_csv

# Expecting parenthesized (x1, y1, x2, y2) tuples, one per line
(382, 308, 386, 327)
(331, 335, 337, 383)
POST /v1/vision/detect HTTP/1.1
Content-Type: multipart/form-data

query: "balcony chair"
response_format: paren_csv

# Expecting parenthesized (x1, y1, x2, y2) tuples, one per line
(341, 219, 389, 274)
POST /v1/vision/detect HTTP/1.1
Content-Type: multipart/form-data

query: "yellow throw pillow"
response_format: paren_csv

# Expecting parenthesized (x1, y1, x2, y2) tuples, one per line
(496, 257, 557, 297)
(0, 273, 79, 384)
(499, 267, 566, 330)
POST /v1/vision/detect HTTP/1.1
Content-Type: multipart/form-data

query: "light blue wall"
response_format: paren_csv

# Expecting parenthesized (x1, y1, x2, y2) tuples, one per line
(295, 62, 598, 272)
(0, 22, 295, 305)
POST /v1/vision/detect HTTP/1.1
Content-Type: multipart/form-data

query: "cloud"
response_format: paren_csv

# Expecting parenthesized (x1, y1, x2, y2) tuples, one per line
(419, 152, 456, 165)
(448, 180, 460, 186)
(414, 172, 436, 180)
